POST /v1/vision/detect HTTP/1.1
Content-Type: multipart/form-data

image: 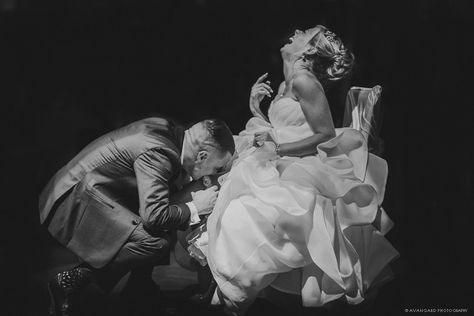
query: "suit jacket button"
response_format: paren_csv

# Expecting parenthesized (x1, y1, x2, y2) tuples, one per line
(132, 219, 139, 225)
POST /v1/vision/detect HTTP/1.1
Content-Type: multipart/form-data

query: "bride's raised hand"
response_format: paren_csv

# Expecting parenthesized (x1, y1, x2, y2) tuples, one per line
(249, 73, 273, 121)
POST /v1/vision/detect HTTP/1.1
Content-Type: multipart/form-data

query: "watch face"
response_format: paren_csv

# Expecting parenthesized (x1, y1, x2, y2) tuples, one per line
(217, 173, 228, 186)
(202, 175, 212, 188)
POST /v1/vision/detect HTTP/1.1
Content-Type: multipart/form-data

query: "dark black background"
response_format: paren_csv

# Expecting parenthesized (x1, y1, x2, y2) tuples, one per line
(1, 0, 473, 314)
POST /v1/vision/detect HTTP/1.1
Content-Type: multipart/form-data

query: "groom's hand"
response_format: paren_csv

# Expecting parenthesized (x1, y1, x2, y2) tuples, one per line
(191, 186, 219, 216)
(253, 131, 275, 147)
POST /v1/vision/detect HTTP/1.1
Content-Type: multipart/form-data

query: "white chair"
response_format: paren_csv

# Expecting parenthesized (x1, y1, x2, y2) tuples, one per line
(343, 85, 384, 155)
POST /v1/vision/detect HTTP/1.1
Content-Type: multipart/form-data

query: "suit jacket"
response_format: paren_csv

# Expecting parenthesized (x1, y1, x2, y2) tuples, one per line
(39, 117, 192, 268)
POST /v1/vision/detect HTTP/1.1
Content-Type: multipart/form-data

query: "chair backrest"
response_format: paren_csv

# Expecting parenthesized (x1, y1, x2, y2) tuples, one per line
(343, 85, 384, 155)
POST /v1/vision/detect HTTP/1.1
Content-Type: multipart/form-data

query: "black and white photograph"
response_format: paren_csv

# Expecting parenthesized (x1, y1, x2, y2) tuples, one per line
(1, 0, 473, 315)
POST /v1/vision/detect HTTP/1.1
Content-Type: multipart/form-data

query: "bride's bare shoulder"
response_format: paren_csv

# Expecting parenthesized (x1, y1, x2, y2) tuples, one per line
(292, 70, 322, 87)
(291, 70, 324, 97)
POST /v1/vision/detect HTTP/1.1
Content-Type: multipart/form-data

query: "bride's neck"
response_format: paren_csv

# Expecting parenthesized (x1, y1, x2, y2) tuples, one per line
(283, 57, 309, 83)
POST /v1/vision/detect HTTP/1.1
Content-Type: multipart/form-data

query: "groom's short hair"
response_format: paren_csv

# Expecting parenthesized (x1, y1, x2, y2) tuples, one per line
(200, 119, 235, 156)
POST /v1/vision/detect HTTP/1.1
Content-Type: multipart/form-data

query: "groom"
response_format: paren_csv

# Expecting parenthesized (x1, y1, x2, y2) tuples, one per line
(39, 117, 235, 315)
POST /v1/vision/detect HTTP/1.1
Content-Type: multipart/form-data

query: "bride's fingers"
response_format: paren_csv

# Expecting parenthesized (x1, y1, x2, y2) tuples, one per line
(253, 89, 270, 99)
(258, 83, 273, 93)
(255, 82, 272, 91)
(251, 87, 269, 97)
(257, 86, 271, 93)
(255, 72, 268, 84)
(253, 134, 265, 147)
(257, 88, 271, 97)
(255, 132, 269, 142)
(252, 136, 259, 146)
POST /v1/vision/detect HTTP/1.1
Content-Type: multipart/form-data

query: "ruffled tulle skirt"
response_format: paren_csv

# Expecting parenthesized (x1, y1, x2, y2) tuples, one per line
(205, 125, 398, 313)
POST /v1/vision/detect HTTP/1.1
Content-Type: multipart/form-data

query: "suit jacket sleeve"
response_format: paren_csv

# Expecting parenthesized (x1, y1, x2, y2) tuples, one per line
(134, 148, 191, 233)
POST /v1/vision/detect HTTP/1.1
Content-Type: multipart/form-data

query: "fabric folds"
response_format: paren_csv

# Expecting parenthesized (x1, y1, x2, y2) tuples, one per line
(205, 97, 398, 313)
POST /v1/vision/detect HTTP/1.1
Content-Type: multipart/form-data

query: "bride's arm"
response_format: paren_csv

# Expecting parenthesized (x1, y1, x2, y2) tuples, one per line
(276, 73, 336, 157)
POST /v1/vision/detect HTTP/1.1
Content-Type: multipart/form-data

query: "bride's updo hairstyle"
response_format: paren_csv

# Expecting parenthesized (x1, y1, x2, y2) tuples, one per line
(302, 25, 355, 82)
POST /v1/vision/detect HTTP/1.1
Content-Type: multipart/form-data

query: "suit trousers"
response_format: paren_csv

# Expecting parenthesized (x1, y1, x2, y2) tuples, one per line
(45, 184, 171, 292)
(93, 222, 171, 292)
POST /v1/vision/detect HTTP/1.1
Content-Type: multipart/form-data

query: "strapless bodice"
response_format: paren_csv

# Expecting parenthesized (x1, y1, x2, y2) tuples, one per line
(268, 97, 314, 143)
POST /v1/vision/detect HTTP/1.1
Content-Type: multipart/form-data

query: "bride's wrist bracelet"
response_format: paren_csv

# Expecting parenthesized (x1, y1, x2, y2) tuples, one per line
(274, 142, 280, 155)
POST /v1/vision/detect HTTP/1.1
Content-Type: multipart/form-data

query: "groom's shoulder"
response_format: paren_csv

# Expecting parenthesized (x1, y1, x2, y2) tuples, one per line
(134, 116, 176, 129)
(127, 117, 183, 151)
(127, 117, 181, 136)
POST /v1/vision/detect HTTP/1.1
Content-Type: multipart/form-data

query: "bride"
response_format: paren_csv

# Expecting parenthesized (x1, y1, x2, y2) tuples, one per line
(191, 25, 398, 314)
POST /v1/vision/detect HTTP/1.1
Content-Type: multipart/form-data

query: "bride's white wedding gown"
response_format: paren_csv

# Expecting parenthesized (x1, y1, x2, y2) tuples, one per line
(204, 96, 398, 311)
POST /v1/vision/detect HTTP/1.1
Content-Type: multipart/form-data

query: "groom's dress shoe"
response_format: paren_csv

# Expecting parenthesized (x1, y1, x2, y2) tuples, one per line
(47, 267, 91, 316)
(48, 274, 74, 316)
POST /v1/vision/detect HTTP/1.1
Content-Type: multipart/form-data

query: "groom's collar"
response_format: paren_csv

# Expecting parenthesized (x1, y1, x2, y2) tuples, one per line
(180, 129, 188, 165)
(179, 129, 192, 183)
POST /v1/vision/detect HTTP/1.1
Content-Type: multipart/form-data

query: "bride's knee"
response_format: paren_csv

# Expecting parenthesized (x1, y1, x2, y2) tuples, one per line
(276, 159, 293, 176)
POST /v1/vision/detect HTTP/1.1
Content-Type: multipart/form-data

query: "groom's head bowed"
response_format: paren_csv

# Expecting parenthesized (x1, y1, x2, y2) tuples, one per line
(182, 119, 235, 180)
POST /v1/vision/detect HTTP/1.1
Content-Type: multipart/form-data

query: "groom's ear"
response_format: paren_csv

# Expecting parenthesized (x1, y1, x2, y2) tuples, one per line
(195, 150, 208, 163)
